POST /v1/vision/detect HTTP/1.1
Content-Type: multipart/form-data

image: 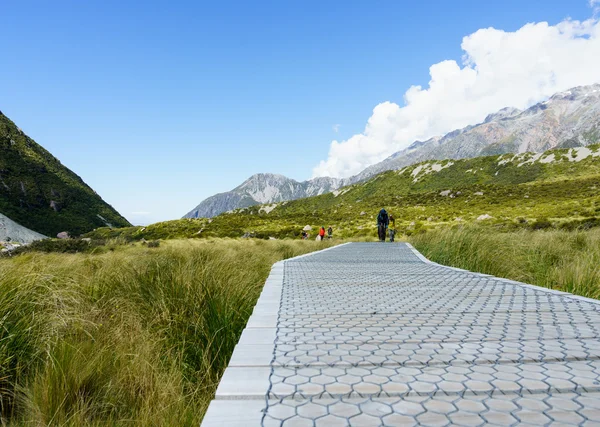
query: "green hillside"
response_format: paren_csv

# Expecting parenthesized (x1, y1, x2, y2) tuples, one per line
(0, 112, 131, 236)
(87, 144, 600, 241)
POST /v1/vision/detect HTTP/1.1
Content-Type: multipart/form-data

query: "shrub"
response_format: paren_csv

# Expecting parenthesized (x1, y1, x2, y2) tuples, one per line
(147, 240, 160, 248)
(529, 217, 553, 230)
(558, 217, 600, 231)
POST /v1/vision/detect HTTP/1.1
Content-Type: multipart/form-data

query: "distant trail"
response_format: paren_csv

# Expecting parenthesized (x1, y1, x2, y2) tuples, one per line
(203, 242, 600, 426)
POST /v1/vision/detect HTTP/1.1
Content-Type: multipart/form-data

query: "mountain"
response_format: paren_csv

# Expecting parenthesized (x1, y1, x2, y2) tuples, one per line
(0, 111, 131, 236)
(242, 143, 600, 237)
(204, 144, 600, 238)
(355, 84, 600, 180)
(184, 83, 600, 218)
(90, 144, 600, 241)
(184, 173, 344, 218)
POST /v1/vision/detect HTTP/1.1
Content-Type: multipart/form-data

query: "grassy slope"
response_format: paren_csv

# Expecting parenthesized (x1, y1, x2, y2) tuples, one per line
(0, 112, 131, 236)
(87, 144, 600, 241)
(0, 238, 335, 425)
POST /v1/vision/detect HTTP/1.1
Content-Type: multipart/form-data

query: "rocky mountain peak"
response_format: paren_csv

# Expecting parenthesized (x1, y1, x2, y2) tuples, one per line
(242, 172, 288, 182)
(549, 83, 600, 101)
(354, 83, 600, 179)
(237, 173, 291, 189)
(484, 107, 522, 123)
(184, 173, 343, 218)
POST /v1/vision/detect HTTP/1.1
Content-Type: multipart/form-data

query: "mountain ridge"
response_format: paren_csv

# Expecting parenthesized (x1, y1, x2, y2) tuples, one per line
(0, 111, 131, 236)
(184, 173, 344, 218)
(353, 83, 600, 181)
(184, 83, 600, 218)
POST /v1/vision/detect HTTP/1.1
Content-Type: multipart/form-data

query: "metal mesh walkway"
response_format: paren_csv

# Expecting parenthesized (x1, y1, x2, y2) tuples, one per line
(203, 242, 600, 426)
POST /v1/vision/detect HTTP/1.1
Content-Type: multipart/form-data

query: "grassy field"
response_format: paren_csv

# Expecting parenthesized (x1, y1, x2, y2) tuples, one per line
(0, 238, 334, 425)
(410, 226, 600, 299)
(3, 226, 600, 425)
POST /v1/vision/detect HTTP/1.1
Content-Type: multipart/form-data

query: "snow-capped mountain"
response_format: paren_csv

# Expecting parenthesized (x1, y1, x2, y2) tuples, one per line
(184, 173, 344, 218)
(184, 83, 600, 218)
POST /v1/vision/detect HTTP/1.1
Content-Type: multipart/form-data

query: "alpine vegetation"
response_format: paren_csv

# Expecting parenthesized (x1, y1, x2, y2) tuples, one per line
(411, 226, 600, 300)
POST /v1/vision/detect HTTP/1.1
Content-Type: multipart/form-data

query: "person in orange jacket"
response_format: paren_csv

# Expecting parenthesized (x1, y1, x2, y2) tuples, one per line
(319, 226, 326, 241)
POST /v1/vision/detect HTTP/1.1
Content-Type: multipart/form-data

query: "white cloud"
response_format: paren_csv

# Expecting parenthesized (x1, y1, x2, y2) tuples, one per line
(333, 124, 341, 133)
(313, 17, 600, 178)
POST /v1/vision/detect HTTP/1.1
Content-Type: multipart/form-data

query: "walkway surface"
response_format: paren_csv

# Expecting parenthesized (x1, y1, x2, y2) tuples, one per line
(202, 242, 600, 426)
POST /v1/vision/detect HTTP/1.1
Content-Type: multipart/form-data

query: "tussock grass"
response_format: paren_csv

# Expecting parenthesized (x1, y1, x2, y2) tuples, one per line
(0, 238, 334, 425)
(410, 227, 600, 299)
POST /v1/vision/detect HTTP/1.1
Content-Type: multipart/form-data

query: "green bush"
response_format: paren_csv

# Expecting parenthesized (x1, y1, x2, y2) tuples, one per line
(558, 217, 600, 231)
(530, 217, 553, 230)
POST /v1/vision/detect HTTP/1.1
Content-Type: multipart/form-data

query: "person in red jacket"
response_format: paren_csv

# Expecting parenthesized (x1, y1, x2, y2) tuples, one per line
(319, 226, 326, 241)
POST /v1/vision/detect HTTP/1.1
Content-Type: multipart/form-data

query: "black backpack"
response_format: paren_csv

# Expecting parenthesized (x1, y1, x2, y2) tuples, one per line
(377, 210, 388, 225)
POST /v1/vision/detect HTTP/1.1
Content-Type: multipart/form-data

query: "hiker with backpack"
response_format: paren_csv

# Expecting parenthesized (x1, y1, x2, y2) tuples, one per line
(377, 209, 389, 242)
(327, 226, 333, 239)
(388, 214, 396, 242)
(319, 226, 326, 241)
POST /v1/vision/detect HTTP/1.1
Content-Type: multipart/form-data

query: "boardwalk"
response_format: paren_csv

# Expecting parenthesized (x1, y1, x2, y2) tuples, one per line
(202, 243, 600, 426)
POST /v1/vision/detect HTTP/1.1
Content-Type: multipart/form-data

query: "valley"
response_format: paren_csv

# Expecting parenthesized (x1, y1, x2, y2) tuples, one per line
(87, 144, 600, 241)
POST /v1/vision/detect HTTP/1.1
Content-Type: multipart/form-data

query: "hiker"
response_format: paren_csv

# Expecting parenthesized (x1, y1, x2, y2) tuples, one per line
(376, 208, 389, 242)
(327, 226, 333, 239)
(301, 230, 307, 240)
(388, 214, 396, 242)
(319, 226, 326, 241)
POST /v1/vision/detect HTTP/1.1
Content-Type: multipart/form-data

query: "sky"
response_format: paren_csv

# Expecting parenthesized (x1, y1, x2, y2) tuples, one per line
(1, 0, 598, 225)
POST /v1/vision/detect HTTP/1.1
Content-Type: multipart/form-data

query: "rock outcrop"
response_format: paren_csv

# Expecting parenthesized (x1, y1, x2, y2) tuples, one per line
(0, 212, 46, 244)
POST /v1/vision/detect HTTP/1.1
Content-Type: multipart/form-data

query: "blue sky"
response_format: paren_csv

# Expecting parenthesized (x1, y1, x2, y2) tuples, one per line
(1, 0, 596, 224)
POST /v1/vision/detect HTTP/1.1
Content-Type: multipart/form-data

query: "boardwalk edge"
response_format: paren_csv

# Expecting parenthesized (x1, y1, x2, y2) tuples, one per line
(201, 242, 351, 426)
(405, 242, 600, 305)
